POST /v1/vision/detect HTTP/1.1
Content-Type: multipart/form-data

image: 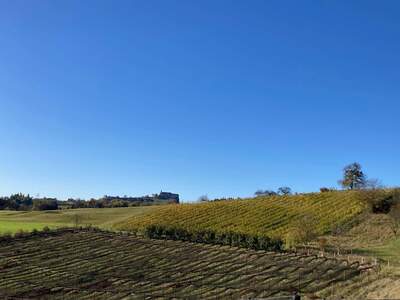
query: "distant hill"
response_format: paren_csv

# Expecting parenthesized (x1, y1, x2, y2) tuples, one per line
(116, 190, 366, 240)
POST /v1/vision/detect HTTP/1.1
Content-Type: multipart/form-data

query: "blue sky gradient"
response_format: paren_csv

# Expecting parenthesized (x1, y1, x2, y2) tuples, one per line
(0, 1, 399, 201)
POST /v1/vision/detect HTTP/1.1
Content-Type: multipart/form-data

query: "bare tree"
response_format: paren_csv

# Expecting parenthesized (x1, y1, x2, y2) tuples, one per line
(198, 195, 209, 202)
(364, 178, 384, 190)
(278, 187, 292, 195)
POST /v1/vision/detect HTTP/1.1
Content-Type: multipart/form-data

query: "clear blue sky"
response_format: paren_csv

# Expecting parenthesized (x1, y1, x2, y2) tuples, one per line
(0, 1, 399, 201)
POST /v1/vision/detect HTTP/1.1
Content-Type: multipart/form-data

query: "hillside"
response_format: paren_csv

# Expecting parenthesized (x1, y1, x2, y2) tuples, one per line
(116, 191, 366, 240)
(0, 228, 361, 299)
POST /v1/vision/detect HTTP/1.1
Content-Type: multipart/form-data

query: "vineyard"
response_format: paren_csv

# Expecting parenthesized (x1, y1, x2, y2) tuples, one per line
(116, 191, 366, 240)
(0, 228, 362, 299)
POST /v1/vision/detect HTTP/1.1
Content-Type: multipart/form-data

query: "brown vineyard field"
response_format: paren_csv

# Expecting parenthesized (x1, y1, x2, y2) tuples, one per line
(0, 228, 362, 299)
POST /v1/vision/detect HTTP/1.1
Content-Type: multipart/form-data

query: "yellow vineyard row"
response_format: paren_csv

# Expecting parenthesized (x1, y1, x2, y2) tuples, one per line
(117, 191, 366, 239)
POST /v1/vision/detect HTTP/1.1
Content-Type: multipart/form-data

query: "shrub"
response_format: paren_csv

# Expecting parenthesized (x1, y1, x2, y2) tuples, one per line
(284, 229, 301, 250)
(246, 235, 258, 249)
(285, 214, 318, 249)
(14, 229, 27, 238)
(359, 189, 398, 214)
(202, 230, 215, 243)
(0, 232, 12, 242)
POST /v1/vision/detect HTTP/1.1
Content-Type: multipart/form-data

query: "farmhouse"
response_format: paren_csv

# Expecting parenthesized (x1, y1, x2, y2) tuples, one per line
(158, 191, 180, 202)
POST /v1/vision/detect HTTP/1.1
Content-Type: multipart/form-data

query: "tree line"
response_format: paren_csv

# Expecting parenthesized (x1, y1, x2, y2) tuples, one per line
(0, 194, 58, 211)
(198, 162, 388, 202)
(0, 193, 179, 211)
(254, 162, 384, 198)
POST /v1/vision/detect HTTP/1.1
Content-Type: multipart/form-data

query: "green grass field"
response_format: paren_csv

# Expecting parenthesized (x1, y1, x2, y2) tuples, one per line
(0, 206, 154, 234)
(359, 238, 400, 266)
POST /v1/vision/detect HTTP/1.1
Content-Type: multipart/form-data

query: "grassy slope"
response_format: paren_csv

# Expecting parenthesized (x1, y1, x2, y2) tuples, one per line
(371, 238, 400, 265)
(320, 213, 400, 298)
(0, 206, 154, 234)
(326, 213, 400, 265)
(116, 191, 366, 239)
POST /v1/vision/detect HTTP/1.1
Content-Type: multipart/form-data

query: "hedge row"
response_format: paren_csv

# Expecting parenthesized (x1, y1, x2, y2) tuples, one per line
(0, 225, 283, 251)
(143, 225, 283, 251)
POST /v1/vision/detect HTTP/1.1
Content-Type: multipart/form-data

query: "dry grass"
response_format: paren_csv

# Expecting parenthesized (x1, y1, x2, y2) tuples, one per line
(326, 213, 395, 250)
(320, 266, 400, 299)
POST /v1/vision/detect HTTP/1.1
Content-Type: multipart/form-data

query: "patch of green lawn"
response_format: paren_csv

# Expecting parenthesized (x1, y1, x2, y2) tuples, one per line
(0, 220, 60, 234)
(355, 237, 400, 266)
(0, 206, 155, 234)
(370, 238, 400, 265)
